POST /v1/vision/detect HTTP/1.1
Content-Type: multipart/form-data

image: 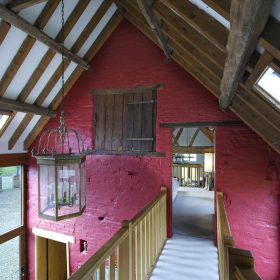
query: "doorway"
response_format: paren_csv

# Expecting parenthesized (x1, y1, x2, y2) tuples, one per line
(33, 228, 74, 280)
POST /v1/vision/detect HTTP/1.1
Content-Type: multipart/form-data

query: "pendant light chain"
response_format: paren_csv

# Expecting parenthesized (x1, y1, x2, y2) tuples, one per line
(61, 0, 65, 114)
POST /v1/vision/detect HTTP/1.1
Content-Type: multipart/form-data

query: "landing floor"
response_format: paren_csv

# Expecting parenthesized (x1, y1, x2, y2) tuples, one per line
(149, 190, 219, 280)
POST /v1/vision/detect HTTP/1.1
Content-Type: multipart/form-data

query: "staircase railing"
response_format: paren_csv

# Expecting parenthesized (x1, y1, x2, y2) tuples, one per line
(172, 163, 204, 187)
(68, 187, 167, 280)
(216, 192, 262, 280)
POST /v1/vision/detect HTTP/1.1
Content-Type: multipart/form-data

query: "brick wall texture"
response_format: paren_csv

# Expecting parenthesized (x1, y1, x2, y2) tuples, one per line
(27, 19, 280, 279)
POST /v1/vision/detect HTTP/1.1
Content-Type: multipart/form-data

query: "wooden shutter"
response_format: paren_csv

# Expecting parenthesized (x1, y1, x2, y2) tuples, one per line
(93, 84, 160, 153)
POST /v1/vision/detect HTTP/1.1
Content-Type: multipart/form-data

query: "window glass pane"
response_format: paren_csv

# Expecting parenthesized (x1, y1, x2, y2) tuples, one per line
(0, 114, 9, 130)
(0, 166, 22, 234)
(0, 236, 20, 280)
(256, 67, 280, 102)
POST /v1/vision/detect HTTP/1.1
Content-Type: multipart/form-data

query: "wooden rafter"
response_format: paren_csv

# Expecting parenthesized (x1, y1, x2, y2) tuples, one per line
(0, 97, 55, 117)
(199, 127, 214, 143)
(23, 11, 123, 150)
(201, 0, 230, 21)
(0, 3, 89, 69)
(9, 0, 109, 150)
(188, 129, 199, 147)
(172, 128, 183, 146)
(159, 0, 228, 53)
(219, 0, 274, 109)
(0, 0, 60, 98)
(8, 0, 48, 12)
(173, 146, 214, 154)
(0, 20, 10, 45)
(136, 0, 172, 58)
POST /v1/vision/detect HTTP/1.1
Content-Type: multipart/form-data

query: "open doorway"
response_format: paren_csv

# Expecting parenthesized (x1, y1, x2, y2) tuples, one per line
(171, 126, 216, 239)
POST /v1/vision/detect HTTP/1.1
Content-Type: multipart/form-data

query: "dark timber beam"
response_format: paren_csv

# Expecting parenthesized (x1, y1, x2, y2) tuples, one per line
(172, 128, 183, 146)
(0, 97, 56, 117)
(174, 146, 214, 154)
(199, 127, 214, 143)
(8, 0, 47, 12)
(136, 0, 172, 58)
(219, 0, 274, 109)
(0, 4, 89, 69)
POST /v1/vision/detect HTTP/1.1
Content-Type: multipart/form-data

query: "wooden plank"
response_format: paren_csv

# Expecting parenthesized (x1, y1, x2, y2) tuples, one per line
(111, 94, 123, 151)
(132, 92, 143, 151)
(94, 95, 106, 151)
(260, 17, 280, 61)
(23, 12, 123, 150)
(136, 0, 172, 58)
(0, 3, 89, 69)
(122, 93, 134, 151)
(0, 20, 11, 45)
(109, 252, 115, 280)
(201, 0, 230, 20)
(153, 0, 226, 70)
(219, 0, 274, 109)
(161, 120, 242, 128)
(141, 91, 154, 151)
(86, 150, 165, 157)
(36, 236, 47, 280)
(8, 0, 47, 12)
(173, 146, 214, 153)
(8, 113, 34, 150)
(91, 84, 163, 95)
(0, 0, 60, 97)
(0, 226, 25, 244)
(104, 94, 114, 151)
(118, 236, 130, 280)
(159, 0, 228, 52)
(99, 262, 105, 280)
(0, 97, 55, 117)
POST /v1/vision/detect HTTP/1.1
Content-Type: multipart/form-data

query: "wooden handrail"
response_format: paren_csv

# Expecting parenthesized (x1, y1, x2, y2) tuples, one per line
(69, 187, 167, 280)
(217, 192, 262, 280)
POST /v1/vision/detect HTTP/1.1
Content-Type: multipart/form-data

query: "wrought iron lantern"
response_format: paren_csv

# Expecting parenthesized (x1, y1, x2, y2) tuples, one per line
(32, 0, 86, 221)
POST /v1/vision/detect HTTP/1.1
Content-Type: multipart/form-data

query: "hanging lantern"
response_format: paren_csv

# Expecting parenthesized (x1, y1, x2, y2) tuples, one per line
(32, 0, 86, 221)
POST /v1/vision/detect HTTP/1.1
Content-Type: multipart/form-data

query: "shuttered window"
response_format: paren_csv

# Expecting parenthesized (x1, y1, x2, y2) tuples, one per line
(92, 84, 160, 153)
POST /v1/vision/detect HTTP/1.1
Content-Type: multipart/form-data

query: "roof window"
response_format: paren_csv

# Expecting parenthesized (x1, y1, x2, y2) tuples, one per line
(255, 66, 280, 104)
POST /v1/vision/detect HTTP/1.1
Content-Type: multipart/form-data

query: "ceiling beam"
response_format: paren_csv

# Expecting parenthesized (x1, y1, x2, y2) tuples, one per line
(219, 0, 274, 109)
(199, 127, 214, 143)
(188, 129, 199, 147)
(8, 0, 47, 12)
(0, 97, 56, 117)
(174, 146, 214, 154)
(0, 4, 89, 70)
(0, 20, 10, 45)
(172, 128, 183, 146)
(136, 0, 172, 58)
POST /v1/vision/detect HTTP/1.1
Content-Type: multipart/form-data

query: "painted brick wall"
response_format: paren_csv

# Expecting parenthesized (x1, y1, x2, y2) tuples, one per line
(27, 19, 280, 279)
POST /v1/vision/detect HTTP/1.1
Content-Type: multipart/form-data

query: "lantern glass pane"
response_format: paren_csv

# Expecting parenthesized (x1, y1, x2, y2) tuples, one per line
(39, 164, 56, 217)
(80, 161, 86, 210)
(57, 163, 80, 218)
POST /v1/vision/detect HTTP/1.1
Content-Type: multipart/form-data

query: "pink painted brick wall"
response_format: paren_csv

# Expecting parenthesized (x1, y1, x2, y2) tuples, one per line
(27, 19, 280, 279)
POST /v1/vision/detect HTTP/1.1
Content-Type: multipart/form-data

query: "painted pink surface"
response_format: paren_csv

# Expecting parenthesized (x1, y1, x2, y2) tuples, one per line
(27, 19, 279, 279)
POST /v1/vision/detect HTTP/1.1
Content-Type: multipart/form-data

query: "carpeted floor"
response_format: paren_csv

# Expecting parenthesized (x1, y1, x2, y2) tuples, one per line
(149, 191, 219, 280)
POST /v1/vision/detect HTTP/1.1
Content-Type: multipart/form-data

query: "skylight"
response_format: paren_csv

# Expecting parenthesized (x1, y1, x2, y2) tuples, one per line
(0, 114, 9, 131)
(256, 66, 280, 103)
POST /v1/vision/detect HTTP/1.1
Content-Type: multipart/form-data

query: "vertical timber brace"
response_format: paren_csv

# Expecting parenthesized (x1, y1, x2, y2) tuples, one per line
(219, 0, 274, 109)
(136, 0, 172, 59)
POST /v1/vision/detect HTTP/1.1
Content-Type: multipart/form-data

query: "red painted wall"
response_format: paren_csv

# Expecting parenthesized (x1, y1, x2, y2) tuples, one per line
(27, 19, 280, 279)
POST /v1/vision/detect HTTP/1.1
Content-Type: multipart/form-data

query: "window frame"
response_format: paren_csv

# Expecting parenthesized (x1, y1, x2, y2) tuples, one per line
(254, 62, 280, 111)
(0, 154, 27, 280)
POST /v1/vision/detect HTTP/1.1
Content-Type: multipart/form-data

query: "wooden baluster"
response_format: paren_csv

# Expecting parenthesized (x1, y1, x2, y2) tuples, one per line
(118, 235, 130, 280)
(144, 216, 148, 277)
(109, 251, 115, 280)
(147, 212, 151, 273)
(135, 225, 141, 280)
(99, 262, 105, 280)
